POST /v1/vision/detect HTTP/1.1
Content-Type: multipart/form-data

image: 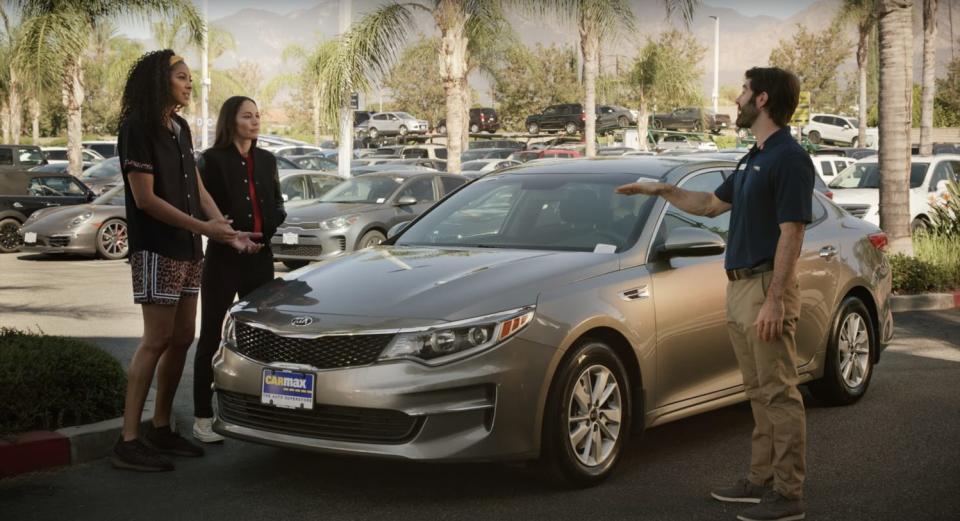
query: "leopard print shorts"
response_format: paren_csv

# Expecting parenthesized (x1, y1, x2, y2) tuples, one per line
(131, 251, 203, 305)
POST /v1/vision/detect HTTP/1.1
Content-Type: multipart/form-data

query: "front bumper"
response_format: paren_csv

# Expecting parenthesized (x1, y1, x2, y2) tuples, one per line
(19, 230, 95, 256)
(212, 328, 557, 462)
(271, 225, 356, 262)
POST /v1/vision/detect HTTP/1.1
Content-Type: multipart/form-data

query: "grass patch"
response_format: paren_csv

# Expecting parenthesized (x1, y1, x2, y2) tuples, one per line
(889, 231, 960, 294)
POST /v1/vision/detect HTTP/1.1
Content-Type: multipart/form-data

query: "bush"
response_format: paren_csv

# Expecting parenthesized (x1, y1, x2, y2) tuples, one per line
(926, 180, 960, 237)
(714, 135, 737, 149)
(0, 328, 126, 435)
(889, 253, 951, 294)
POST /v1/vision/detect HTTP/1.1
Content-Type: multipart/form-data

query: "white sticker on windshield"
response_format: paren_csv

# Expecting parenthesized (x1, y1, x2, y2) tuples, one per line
(635, 177, 657, 183)
(593, 243, 617, 254)
(376, 198, 386, 203)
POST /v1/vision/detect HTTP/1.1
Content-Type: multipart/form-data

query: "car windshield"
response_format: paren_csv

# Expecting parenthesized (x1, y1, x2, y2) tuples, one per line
(80, 157, 120, 180)
(461, 150, 491, 162)
(318, 176, 403, 203)
(93, 185, 125, 206)
(396, 173, 657, 252)
(461, 161, 487, 172)
(829, 162, 928, 189)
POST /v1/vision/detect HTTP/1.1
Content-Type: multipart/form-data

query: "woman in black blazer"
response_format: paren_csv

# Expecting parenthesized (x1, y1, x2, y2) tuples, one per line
(193, 96, 286, 442)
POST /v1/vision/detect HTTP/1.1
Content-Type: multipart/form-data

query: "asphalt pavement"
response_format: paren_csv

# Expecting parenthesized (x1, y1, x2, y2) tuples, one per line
(1, 253, 958, 521)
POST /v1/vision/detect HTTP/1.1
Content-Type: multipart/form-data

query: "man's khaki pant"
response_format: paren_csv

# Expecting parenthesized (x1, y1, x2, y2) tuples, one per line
(725, 270, 806, 500)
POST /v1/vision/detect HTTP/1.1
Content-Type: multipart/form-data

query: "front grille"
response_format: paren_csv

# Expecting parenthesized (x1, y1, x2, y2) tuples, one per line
(218, 391, 421, 444)
(841, 204, 871, 219)
(274, 244, 322, 257)
(47, 235, 71, 247)
(284, 222, 319, 230)
(234, 322, 393, 369)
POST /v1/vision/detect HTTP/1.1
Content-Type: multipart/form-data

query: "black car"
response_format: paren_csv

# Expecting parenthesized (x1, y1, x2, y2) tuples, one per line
(0, 144, 47, 171)
(652, 107, 731, 134)
(469, 139, 525, 150)
(437, 107, 500, 135)
(0, 171, 95, 253)
(525, 104, 635, 135)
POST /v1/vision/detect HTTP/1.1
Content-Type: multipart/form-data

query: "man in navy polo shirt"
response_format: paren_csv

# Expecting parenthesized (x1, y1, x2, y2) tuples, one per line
(617, 67, 814, 521)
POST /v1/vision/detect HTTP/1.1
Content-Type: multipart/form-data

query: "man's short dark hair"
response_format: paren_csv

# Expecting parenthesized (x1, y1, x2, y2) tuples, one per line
(745, 67, 801, 127)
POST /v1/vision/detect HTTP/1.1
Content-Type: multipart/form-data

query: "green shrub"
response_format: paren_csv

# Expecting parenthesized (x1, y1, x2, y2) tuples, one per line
(714, 135, 737, 149)
(926, 180, 960, 236)
(889, 253, 951, 294)
(0, 328, 126, 435)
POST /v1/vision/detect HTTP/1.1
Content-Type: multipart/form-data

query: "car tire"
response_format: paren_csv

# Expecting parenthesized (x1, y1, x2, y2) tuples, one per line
(282, 260, 309, 270)
(850, 137, 859, 147)
(910, 216, 930, 233)
(808, 130, 821, 144)
(617, 116, 628, 127)
(693, 120, 703, 132)
(541, 339, 632, 488)
(95, 219, 128, 260)
(470, 123, 480, 134)
(398, 125, 408, 136)
(0, 217, 23, 254)
(808, 296, 875, 406)
(564, 122, 578, 135)
(652, 119, 663, 130)
(368, 127, 379, 139)
(527, 123, 540, 135)
(357, 230, 386, 249)
(437, 124, 447, 135)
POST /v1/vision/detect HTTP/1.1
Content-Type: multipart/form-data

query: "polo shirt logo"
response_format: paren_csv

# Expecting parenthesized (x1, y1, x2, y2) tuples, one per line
(753, 165, 761, 171)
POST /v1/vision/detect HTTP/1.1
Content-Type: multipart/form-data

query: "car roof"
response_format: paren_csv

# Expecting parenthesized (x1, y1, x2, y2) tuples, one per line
(362, 170, 441, 179)
(492, 156, 733, 180)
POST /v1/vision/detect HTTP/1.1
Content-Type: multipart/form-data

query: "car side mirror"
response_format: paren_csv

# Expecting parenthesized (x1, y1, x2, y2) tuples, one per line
(936, 180, 950, 194)
(86, 191, 96, 202)
(395, 195, 417, 206)
(387, 220, 411, 239)
(658, 226, 726, 258)
(282, 193, 289, 202)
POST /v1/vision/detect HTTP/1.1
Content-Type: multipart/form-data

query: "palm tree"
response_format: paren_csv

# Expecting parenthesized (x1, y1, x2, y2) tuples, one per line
(842, 0, 877, 149)
(919, 0, 938, 155)
(0, 7, 22, 144)
(280, 41, 339, 147)
(527, 1, 697, 157)
(876, 0, 914, 254)
(318, 1, 508, 175)
(14, 0, 202, 176)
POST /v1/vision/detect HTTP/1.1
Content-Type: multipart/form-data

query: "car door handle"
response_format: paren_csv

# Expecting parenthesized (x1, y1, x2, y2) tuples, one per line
(819, 245, 838, 259)
(13, 202, 23, 208)
(619, 286, 650, 301)
(43, 202, 61, 207)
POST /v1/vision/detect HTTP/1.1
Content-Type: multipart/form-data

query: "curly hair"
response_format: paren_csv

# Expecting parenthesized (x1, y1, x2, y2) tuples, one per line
(117, 49, 179, 135)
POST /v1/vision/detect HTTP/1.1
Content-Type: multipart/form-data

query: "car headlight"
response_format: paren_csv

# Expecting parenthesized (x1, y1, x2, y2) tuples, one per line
(379, 307, 535, 365)
(67, 211, 93, 228)
(222, 315, 236, 346)
(320, 215, 358, 230)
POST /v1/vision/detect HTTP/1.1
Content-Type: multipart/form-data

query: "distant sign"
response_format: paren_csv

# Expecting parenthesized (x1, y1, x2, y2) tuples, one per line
(791, 91, 811, 127)
(349, 92, 359, 110)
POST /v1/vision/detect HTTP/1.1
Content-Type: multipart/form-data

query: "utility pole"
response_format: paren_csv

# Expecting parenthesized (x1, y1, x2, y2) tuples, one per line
(710, 15, 719, 115)
(338, 0, 353, 178)
(201, 0, 210, 149)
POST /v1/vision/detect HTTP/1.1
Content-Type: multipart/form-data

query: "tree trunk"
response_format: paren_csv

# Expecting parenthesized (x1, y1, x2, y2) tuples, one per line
(856, 22, 870, 147)
(338, 92, 354, 179)
(1, 101, 9, 144)
(581, 25, 599, 157)
(9, 68, 21, 145)
(29, 97, 40, 144)
(62, 57, 85, 178)
(919, 0, 938, 155)
(312, 86, 321, 147)
(460, 79, 470, 154)
(877, 0, 914, 254)
(436, 0, 468, 174)
(637, 96, 649, 151)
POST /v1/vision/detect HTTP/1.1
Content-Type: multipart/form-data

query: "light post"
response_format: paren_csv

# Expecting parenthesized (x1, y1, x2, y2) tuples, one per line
(709, 15, 719, 115)
(201, 0, 210, 149)
(338, 0, 353, 178)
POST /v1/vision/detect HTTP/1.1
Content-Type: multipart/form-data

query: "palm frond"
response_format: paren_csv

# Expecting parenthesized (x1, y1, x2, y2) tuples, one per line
(663, 0, 700, 28)
(13, 11, 87, 92)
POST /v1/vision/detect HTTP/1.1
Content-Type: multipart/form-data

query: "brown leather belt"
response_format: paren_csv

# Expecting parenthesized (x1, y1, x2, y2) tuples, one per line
(726, 261, 774, 281)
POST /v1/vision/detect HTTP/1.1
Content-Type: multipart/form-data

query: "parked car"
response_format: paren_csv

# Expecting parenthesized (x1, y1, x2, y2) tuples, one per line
(0, 144, 47, 171)
(470, 140, 525, 150)
(41, 146, 104, 164)
(30, 162, 96, 173)
(350, 164, 438, 176)
(370, 145, 406, 157)
(652, 107, 731, 133)
(811, 154, 857, 181)
(272, 145, 327, 158)
(353, 110, 374, 129)
(813, 146, 878, 160)
(81, 140, 118, 158)
(538, 148, 581, 159)
(278, 171, 345, 204)
(508, 150, 542, 163)
(803, 114, 877, 147)
(276, 155, 302, 170)
(655, 135, 717, 152)
(460, 159, 521, 174)
(286, 155, 338, 172)
(78, 157, 122, 194)
(213, 156, 892, 487)
(0, 171, 95, 253)
(437, 107, 501, 135)
(270, 171, 468, 268)
(597, 147, 635, 156)
(829, 155, 960, 229)
(525, 104, 636, 135)
(401, 144, 448, 160)
(461, 148, 517, 162)
(357, 112, 429, 139)
(380, 158, 447, 171)
(19, 184, 128, 259)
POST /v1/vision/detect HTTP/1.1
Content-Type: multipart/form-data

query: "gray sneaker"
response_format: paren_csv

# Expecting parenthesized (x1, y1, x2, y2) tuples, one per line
(736, 490, 806, 521)
(711, 478, 769, 504)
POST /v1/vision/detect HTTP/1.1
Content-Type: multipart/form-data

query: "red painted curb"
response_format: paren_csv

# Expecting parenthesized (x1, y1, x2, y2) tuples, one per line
(954, 292, 960, 309)
(0, 431, 70, 477)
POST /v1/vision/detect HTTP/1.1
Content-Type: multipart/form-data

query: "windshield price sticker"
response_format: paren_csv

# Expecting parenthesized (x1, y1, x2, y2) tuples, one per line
(593, 243, 617, 254)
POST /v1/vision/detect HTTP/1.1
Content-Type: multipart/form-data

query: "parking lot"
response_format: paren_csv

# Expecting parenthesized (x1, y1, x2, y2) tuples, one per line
(1, 252, 959, 520)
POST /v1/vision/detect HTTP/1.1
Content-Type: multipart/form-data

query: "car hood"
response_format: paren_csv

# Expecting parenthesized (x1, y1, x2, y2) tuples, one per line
(281, 201, 384, 225)
(830, 188, 878, 207)
(21, 204, 92, 230)
(234, 245, 619, 331)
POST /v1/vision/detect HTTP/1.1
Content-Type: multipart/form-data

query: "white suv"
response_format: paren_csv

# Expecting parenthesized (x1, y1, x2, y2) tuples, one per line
(828, 155, 960, 229)
(811, 154, 857, 181)
(803, 114, 877, 148)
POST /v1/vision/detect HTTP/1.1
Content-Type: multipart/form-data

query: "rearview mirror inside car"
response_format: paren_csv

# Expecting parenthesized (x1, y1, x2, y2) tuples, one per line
(658, 226, 726, 258)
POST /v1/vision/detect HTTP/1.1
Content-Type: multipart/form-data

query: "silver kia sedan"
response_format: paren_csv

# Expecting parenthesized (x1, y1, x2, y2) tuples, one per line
(214, 157, 893, 486)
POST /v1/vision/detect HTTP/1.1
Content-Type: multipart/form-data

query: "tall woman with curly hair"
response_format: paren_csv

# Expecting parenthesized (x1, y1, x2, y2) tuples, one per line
(113, 49, 260, 472)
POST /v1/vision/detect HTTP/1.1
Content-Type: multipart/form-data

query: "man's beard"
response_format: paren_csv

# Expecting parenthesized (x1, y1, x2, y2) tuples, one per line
(736, 97, 760, 129)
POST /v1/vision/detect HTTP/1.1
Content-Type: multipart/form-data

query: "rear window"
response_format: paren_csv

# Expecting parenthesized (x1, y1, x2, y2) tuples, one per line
(45, 150, 68, 160)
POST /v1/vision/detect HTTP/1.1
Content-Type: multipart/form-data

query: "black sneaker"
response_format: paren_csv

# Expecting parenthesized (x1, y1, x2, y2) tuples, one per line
(737, 490, 806, 521)
(144, 425, 205, 457)
(711, 478, 770, 504)
(111, 437, 174, 472)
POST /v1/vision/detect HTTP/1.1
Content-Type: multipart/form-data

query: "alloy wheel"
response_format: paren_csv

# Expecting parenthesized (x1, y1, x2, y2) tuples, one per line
(0, 220, 22, 252)
(567, 364, 622, 467)
(838, 312, 870, 388)
(99, 221, 128, 258)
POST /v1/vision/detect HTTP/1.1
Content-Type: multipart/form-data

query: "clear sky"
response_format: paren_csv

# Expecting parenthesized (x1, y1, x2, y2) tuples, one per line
(702, 0, 819, 20)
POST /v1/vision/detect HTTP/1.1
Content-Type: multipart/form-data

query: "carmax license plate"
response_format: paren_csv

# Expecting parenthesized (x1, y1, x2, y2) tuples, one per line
(282, 232, 299, 245)
(23, 232, 37, 244)
(261, 369, 315, 410)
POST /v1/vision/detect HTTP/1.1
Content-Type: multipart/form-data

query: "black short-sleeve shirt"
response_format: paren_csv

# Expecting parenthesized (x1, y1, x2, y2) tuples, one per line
(714, 127, 815, 271)
(119, 114, 204, 261)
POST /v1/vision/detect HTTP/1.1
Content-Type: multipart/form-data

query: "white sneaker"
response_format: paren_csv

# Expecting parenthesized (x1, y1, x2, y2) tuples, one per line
(192, 417, 225, 443)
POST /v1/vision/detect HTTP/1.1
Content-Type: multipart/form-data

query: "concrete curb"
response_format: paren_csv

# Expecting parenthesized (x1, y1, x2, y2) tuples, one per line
(891, 292, 960, 313)
(1, 389, 178, 478)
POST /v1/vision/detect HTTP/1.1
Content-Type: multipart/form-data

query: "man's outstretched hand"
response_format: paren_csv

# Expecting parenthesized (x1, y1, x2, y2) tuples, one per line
(227, 231, 263, 254)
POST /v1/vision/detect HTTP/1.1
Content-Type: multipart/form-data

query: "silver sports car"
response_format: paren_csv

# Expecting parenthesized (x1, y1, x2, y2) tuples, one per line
(213, 157, 893, 486)
(19, 185, 127, 259)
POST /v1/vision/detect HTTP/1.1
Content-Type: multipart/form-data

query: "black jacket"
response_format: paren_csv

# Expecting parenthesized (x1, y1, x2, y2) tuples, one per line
(199, 145, 286, 255)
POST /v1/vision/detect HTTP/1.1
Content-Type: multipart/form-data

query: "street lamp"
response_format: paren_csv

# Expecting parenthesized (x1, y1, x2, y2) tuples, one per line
(709, 15, 719, 115)
(201, 0, 210, 149)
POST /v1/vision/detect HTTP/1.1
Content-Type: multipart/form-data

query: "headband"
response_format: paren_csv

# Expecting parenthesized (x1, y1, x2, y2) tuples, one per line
(169, 55, 184, 66)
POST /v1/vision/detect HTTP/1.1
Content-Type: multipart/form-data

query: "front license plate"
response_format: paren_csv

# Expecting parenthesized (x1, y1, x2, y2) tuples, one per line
(282, 232, 299, 245)
(23, 232, 37, 244)
(262, 369, 315, 410)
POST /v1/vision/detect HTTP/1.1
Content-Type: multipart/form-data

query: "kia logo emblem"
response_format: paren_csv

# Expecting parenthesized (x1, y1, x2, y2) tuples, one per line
(291, 316, 313, 327)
